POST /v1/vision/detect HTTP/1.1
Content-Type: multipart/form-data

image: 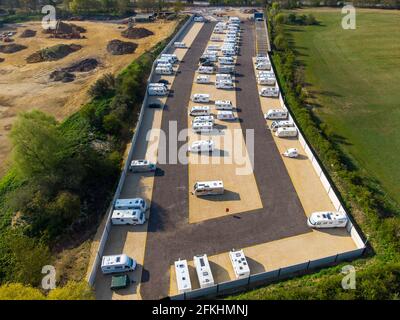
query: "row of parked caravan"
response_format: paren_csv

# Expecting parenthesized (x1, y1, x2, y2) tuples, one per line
(155, 53, 179, 75)
(175, 249, 250, 293)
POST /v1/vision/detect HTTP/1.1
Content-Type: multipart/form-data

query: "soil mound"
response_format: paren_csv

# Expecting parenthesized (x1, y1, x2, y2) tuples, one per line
(121, 27, 154, 39)
(43, 21, 86, 39)
(20, 29, 36, 38)
(107, 39, 137, 55)
(0, 57, 4, 63)
(0, 43, 27, 54)
(26, 44, 82, 63)
(49, 70, 76, 82)
(63, 58, 99, 72)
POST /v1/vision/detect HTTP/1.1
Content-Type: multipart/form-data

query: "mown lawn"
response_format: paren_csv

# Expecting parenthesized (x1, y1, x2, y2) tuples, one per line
(286, 8, 400, 205)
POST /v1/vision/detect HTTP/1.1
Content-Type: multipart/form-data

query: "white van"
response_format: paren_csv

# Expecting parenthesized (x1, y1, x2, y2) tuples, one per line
(275, 127, 298, 138)
(101, 254, 136, 274)
(148, 86, 168, 96)
(196, 75, 211, 84)
(194, 180, 224, 196)
(215, 100, 233, 110)
(114, 197, 147, 212)
(188, 140, 214, 153)
(192, 121, 214, 133)
(217, 110, 236, 121)
(129, 159, 157, 172)
(111, 209, 145, 225)
(174, 41, 186, 48)
(259, 87, 279, 97)
(197, 66, 214, 74)
(264, 109, 288, 120)
(192, 93, 210, 103)
(307, 211, 348, 228)
(270, 120, 294, 131)
(155, 67, 173, 75)
(192, 115, 215, 124)
(189, 105, 210, 116)
(218, 56, 235, 65)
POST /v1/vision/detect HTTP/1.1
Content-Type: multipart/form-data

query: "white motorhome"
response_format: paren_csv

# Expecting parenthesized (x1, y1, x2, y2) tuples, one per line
(188, 140, 214, 153)
(216, 80, 234, 89)
(207, 44, 220, 51)
(174, 41, 186, 48)
(258, 77, 276, 86)
(275, 127, 298, 138)
(307, 211, 349, 229)
(192, 93, 210, 103)
(218, 56, 235, 65)
(189, 105, 210, 116)
(114, 197, 147, 212)
(216, 73, 232, 81)
(160, 53, 178, 63)
(129, 159, 157, 172)
(264, 109, 288, 120)
(259, 87, 279, 97)
(111, 209, 145, 225)
(197, 66, 214, 74)
(256, 55, 269, 63)
(215, 100, 233, 110)
(201, 54, 217, 62)
(217, 65, 235, 74)
(192, 121, 214, 133)
(256, 62, 271, 70)
(155, 67, 173, 75)
(147, 86, 168, 96)
(217, 110, 236, 121)
(211, 35, 223, 42)
(193, 254, 214, 288)
(222, 48, 236, 56)
(156, 61, 173, 69)
(174, 259, 192, 293)
(196, 75, 211, 84)
(270, 120, 294, 131)
(193, 180, 224, 196)
(283, 148, 299, 158)
(192, 115, 215, 124)
(229, 249, 250, 279)
(101, 254, 136, 274)
(156, 57, 172, 65)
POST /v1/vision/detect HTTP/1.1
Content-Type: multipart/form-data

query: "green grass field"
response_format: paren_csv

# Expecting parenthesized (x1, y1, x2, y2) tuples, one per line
(286, 8, 400, 205)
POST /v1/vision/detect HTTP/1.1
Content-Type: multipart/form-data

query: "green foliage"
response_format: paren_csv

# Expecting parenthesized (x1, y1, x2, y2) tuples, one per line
(0, 283, 45, 300)
(88, 73, 116, 99)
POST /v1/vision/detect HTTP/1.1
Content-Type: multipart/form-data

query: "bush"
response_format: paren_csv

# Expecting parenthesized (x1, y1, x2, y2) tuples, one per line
(89, 73, 116, 99)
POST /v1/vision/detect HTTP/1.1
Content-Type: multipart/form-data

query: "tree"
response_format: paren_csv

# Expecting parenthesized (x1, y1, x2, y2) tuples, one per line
(0, 283, 45, 300)
(173, 0, 183, 14)
(47, 281, 95, 300)
(273, 33, 288, 51)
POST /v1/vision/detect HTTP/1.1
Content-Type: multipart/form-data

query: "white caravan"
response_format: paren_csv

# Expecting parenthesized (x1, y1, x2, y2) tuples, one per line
(189, 106, 210, 116)
(114, 197, 147, 212)
(111, 209, 145, 225)
(264, 109, 288, 120)
(270, 120, 294, 131)
(194, 254, 214, 288)
(217, 65, 235, 74)
(216, 80, 234, 89)
(275, 127, 298, 138)
(282, 148, 299, 158)
(215, 100, 233, 110)
(211, 35, 223, 42)
(174, 41, 186, 48)
(307, 211, 349, 229)
(174, 259, 192, 293)
(229, 249, 250, 279)
(201, 54, 218, 62)
(192, 121, 214, 133)
(216, 73, 232, 81)
(218, 56, 235, 65)
(129, 159, 157, 172)
(155, 67, 173, 75)
(259, 87, 279, 97)
(193, 180, 224, 196)
(101, 254, 136, 274)
(196, 75, 211, 84)
(147, 86, 168, 96)
(207, 44, 220, 51)
(192, 93, 210, 103)
(188, 140, 214, 153)
(156, 62, 173, 69)
(256, 62, 271, 70)
(222, 48, 236, 56)
(160, 54, 178, 63)
(256, 55, 269, 63)
(217, 110, 236, 121)
(197, 66, 214, 74)
(192, 115, 215, 124)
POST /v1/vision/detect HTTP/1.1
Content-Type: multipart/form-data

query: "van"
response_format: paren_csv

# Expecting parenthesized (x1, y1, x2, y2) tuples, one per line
(188, 140, 214, 153)
(155, 67, 173, 75)
(256, 62, 271, 70)
(215, 100, 233, 110)
(259, 87, 279, 97)
(270, 120, 294, 131)
(216, 73, 232, 81)
(111, 209, 145, 225)
(189, 106, 210, 116)
(275, 127, 298, 138)
(192, 94, 210, 103)
(216, 80, 234, 89)
(129, 159, 157, 172)
(160, 54, 178, 63)
(174, 41, 186, 48)
(148, 86, 168, 96)
(217, 110, 236, 120)
(114, 197, 147, 212)
(101, 254, 136, 274)
(193, 180, 224, 196)
(264, 109, 288, 120)
(218, 56, 234, 65)
(197, 66, 214, 74)
(192, 115, 215, 124)
(192, 121, 214, 133)
(196, 75, 211, 84)
(307, 211, 348, 228)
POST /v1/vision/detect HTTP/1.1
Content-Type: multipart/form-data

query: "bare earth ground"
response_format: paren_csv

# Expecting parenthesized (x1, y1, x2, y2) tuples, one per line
(0, 19, 177, 174)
